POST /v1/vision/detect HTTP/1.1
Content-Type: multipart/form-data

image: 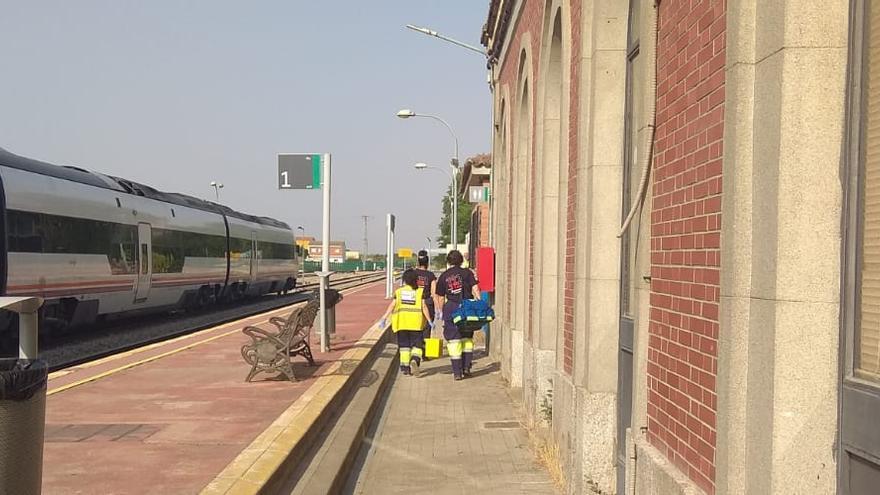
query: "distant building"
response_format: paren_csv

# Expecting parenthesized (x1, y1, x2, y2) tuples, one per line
(308, 240, 346, 263)
(458, 153, 491, 268)
(345, 250, 360, 260)
(295, 236, 314, 259)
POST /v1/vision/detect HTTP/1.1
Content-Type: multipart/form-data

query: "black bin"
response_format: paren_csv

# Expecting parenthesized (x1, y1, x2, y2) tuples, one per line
(321, 289, 343, 335)
(0, 359, 48, 494)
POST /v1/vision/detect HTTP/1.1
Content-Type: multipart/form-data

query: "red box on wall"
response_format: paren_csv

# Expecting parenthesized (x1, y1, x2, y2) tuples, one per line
(476, 247, 495, 292)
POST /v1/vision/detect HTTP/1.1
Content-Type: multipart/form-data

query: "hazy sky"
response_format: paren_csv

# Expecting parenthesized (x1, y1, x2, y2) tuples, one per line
(0, 1, 491, 253)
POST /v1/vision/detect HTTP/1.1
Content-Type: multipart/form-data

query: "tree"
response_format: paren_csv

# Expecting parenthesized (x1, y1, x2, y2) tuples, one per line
(437, 183, 473, 247)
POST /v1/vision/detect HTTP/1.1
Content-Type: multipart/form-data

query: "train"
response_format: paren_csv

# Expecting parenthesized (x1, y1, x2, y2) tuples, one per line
(0, 147, 300, 337)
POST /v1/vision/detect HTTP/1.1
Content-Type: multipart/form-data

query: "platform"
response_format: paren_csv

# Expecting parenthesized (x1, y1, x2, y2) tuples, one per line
(42, 281, 389, 494)
(346, 353, 558, 494)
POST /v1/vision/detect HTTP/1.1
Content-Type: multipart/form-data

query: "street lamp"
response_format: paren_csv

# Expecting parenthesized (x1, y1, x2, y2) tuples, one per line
(404, 24, 488, 58)
(398, 109, 461, 249)
(414, 162, 458, 250)
(209, 181, 224, 201)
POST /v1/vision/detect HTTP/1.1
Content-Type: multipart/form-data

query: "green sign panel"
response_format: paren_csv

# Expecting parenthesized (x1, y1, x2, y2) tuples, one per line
(278, 153, 322, 190)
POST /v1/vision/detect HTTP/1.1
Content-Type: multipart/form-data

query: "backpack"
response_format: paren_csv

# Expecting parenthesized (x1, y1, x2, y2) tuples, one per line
(451, 299, 495, 332)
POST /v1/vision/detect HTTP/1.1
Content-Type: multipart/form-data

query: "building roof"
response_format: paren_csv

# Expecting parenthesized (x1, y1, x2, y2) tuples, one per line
(459, 153, 492, 198)
(481, 0, 514, 66)
(309, 240, 347, 248)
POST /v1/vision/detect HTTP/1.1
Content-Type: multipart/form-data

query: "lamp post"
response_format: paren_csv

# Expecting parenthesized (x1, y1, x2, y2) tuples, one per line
(404, 24, 488, 58)
(209, 181, 224, 201)
(397, 109, 460, 250)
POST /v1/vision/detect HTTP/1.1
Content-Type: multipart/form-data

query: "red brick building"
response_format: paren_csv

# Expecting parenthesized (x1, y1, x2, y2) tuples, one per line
(483, 0, 850, 494)
(459, 153, 492, 266)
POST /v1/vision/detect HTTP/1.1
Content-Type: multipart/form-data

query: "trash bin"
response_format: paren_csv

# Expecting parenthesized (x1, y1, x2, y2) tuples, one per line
(0, 358, 48, 494)
(323, 289, 343, 335)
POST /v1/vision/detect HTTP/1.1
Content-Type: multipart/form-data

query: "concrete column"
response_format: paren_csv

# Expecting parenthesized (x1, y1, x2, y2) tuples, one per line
(715, 0, 847, 493)
(551, 1, 629, 493)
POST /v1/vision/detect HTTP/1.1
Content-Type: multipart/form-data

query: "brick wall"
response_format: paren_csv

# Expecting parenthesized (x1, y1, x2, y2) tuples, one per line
(561, 0, 581, 376)
(647, 1, 725, 493)
(496, 0, 543, 338)
(479, 202, 490, 246)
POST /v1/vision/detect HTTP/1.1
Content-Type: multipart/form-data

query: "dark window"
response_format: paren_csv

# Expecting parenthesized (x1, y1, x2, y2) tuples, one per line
(140, 243, 148, 274)
(229, 237, 253, 261)
(258, 241, 295, 260)
(7, 209, 137, 274)
(151, 228, 227, 274)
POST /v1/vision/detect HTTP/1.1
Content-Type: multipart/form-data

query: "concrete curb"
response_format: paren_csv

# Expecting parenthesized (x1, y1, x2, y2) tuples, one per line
(287, 343, 397, 495)
(201, 321, 391, 495)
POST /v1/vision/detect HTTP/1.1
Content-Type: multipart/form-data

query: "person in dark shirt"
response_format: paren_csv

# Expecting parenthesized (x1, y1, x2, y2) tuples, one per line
(413, 250, 437, 357)
(436, 250, 480, 380)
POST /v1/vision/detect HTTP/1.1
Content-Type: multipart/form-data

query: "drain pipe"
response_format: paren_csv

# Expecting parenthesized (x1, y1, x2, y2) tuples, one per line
(618, 1, 660, 239)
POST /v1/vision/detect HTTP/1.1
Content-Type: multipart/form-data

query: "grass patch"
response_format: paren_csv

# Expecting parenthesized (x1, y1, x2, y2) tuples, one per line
(527, 427, 566, 492)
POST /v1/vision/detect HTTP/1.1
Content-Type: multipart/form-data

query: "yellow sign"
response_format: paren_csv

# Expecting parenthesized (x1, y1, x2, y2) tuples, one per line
(398, 248, 413, 258)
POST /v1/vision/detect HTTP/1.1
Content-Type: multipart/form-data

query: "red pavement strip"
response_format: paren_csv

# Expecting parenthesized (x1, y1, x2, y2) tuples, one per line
(42, 281, 390, 495)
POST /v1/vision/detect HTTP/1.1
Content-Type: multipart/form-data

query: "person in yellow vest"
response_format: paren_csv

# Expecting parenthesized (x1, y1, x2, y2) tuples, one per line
(379, 269, 432, 376)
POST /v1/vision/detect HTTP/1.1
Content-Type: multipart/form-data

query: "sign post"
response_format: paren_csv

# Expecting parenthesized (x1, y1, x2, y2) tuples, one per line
(386, 214, 395, 299)
(279, 153, 333, 352)
(398, 248, 412, 270)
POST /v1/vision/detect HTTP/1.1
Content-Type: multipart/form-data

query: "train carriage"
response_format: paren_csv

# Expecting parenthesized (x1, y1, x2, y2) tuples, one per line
(0, 147, 299, 334)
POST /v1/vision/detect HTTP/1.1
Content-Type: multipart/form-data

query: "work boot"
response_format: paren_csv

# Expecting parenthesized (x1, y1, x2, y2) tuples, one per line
(410, 358, 420, 377)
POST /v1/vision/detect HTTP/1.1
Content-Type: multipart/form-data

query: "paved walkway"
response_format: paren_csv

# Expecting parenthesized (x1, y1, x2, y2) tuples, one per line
(43, 282, 388, 495)
(347, 351, 558, 495)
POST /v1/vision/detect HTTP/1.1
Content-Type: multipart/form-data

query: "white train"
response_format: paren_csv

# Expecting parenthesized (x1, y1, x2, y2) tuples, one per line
(0, 147, 300, 334)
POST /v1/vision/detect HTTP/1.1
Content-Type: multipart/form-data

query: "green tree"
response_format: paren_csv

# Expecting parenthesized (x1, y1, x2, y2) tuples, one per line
(437, 184, 473, 247)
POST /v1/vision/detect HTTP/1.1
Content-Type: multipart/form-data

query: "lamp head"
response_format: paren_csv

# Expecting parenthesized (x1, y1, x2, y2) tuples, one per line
(210, 181, 217, 187)
(396, 109, 416, 119)
(414, 162, 428, 170)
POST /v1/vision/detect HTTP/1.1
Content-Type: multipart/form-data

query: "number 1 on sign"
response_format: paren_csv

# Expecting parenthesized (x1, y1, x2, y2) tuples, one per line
(280, 171, 291, 188)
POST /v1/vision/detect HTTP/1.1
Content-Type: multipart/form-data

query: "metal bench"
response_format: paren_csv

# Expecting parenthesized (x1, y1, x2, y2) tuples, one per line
(241, 298, 320, 382)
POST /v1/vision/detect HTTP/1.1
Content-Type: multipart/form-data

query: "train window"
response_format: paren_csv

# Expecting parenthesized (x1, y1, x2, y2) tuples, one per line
(7, 210, 42, 253)
(229, 237, 253, 259)
(151, 228, 227, 273)
(6, 210, 137, 274)
(257, 241, 295, 260)
(140, 244, 148, 274)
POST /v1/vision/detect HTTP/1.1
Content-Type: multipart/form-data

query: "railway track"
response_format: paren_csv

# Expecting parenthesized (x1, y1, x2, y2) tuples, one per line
(43, 271, 386, 372)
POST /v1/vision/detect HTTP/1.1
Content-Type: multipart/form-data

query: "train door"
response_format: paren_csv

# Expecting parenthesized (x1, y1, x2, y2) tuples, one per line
(249, 232, 258, 283)
(135, 223, 152, 301)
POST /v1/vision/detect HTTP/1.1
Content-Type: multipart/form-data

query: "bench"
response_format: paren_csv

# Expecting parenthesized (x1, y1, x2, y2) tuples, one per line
(241, 298, 320, 382)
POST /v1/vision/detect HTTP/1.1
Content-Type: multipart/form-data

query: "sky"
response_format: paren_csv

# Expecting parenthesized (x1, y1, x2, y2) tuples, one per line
(0, 1, 491, 254)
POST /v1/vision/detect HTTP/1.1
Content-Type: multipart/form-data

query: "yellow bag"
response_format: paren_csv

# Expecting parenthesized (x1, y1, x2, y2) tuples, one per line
(424, 338, 442, 359)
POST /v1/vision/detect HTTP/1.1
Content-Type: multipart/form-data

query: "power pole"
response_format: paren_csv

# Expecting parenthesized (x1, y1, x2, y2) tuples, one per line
(361, 215, 371, 270)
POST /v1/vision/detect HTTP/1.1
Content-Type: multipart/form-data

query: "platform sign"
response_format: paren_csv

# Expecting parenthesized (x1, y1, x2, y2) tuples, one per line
(278, 154, 322, 190)
(398, 248, 413, 258)
(468, 186, 490, 203)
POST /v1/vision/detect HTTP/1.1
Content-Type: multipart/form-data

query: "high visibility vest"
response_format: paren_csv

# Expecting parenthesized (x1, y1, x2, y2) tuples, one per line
(391, 286, 425, 332)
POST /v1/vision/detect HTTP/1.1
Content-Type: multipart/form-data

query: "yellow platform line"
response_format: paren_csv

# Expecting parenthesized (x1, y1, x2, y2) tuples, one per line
(48, 326, 248, 396)
(47, 281, 382, 396)
(201, 319, 388, 495)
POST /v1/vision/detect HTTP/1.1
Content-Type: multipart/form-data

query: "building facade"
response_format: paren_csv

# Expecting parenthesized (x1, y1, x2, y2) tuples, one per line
(308, 240, 346, 264)
(481, 0, 871, 493)
(460, 153, 493, 268)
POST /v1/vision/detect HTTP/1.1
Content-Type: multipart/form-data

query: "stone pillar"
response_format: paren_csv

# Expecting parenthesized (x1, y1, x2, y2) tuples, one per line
(715, 0, 847, 493)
